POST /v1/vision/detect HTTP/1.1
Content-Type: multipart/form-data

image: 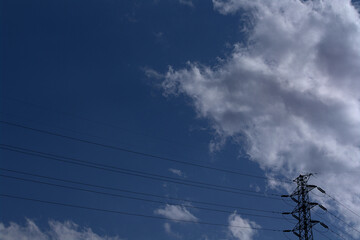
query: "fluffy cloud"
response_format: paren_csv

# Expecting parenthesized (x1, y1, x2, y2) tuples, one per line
(161, 0, 360, 237)
(154, 204, 198, 222)
(228, 213, 260, 240)
(0, 219, 121, 240)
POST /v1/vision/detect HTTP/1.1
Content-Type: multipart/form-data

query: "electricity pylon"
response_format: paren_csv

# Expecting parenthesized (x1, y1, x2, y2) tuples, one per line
(282, 174, 328, 240)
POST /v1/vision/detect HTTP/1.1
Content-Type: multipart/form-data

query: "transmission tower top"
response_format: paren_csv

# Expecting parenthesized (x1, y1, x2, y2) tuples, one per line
(282, 174, 328, 240)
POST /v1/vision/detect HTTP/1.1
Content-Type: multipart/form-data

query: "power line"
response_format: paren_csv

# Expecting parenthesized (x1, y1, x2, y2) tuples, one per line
(0, 193, 283, 232)
(0, 144, 277, 197)
(1, 99, 257, 179)
(310, 187, 360, 235)
(0, 119, 273, 181)
(0, 167, 282, 214)
(306, 186, 360, 240)
(0, 144, 263, 194)
(327, 210, 360, 235)
(314, 229, 333, 240)
(0, 173, 287, 220)
(328, 228, 347, 240)
(2, 96, 205, 150)
(309, 184, 360, 239)
(0, 110, 133, 148)
(312, 211, 356, 240)
(0, 144, 281, 199)
(0, 120, 290, 183)
(1, 96, 272, 172)
(324, 193, 360, 219)
(312, 176, 360, 219)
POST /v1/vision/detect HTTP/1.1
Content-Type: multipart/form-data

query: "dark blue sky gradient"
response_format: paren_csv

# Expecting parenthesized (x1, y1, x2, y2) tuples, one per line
(1, 1, 299, 239)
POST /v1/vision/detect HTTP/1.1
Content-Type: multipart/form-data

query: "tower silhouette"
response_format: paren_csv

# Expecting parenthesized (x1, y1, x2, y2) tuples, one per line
(282, 174, 328, 239)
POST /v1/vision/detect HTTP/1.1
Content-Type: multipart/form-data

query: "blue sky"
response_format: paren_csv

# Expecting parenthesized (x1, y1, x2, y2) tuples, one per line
(1, 0, 360, 240)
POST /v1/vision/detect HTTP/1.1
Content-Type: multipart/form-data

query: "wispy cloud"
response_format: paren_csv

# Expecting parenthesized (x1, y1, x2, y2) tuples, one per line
(249, 184, 260, 193)
(164, 223, 182, 239)
(228, 213, 260, 240)
(168, 168, 186, 177)
(144, 67, 164, 80)
(0, 219, 121, 240)
(179, 0, 194, 8)
(161, 0, 360, 236)
(154, 204, 198, 222)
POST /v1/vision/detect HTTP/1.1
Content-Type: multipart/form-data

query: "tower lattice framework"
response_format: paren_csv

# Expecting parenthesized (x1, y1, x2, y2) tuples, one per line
(283, 174, 328, 240)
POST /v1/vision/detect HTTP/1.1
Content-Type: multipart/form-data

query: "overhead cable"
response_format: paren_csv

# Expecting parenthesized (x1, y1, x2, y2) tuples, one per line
(0, 193, 283, 232)
(325, 193, 360, 219)
(0, 173, 287, 220)
(0, 144, 281, 200)
(0, 120, 291, 183)
(0, 167, 282, 214)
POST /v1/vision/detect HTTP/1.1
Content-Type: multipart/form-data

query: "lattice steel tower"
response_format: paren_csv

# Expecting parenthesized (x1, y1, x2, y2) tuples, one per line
(282, 174, 328, 240)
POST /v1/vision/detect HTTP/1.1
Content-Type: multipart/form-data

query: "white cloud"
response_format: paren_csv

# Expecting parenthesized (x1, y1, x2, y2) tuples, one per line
(163, 223, 182, 239)
(161, 0, 360, 237)
(228, 213, 260, 240)
(168, 168, 186, 177)
(0, 219, 121, 240)
(154, 204, 198, 222)
(144, 67, 164, 80)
